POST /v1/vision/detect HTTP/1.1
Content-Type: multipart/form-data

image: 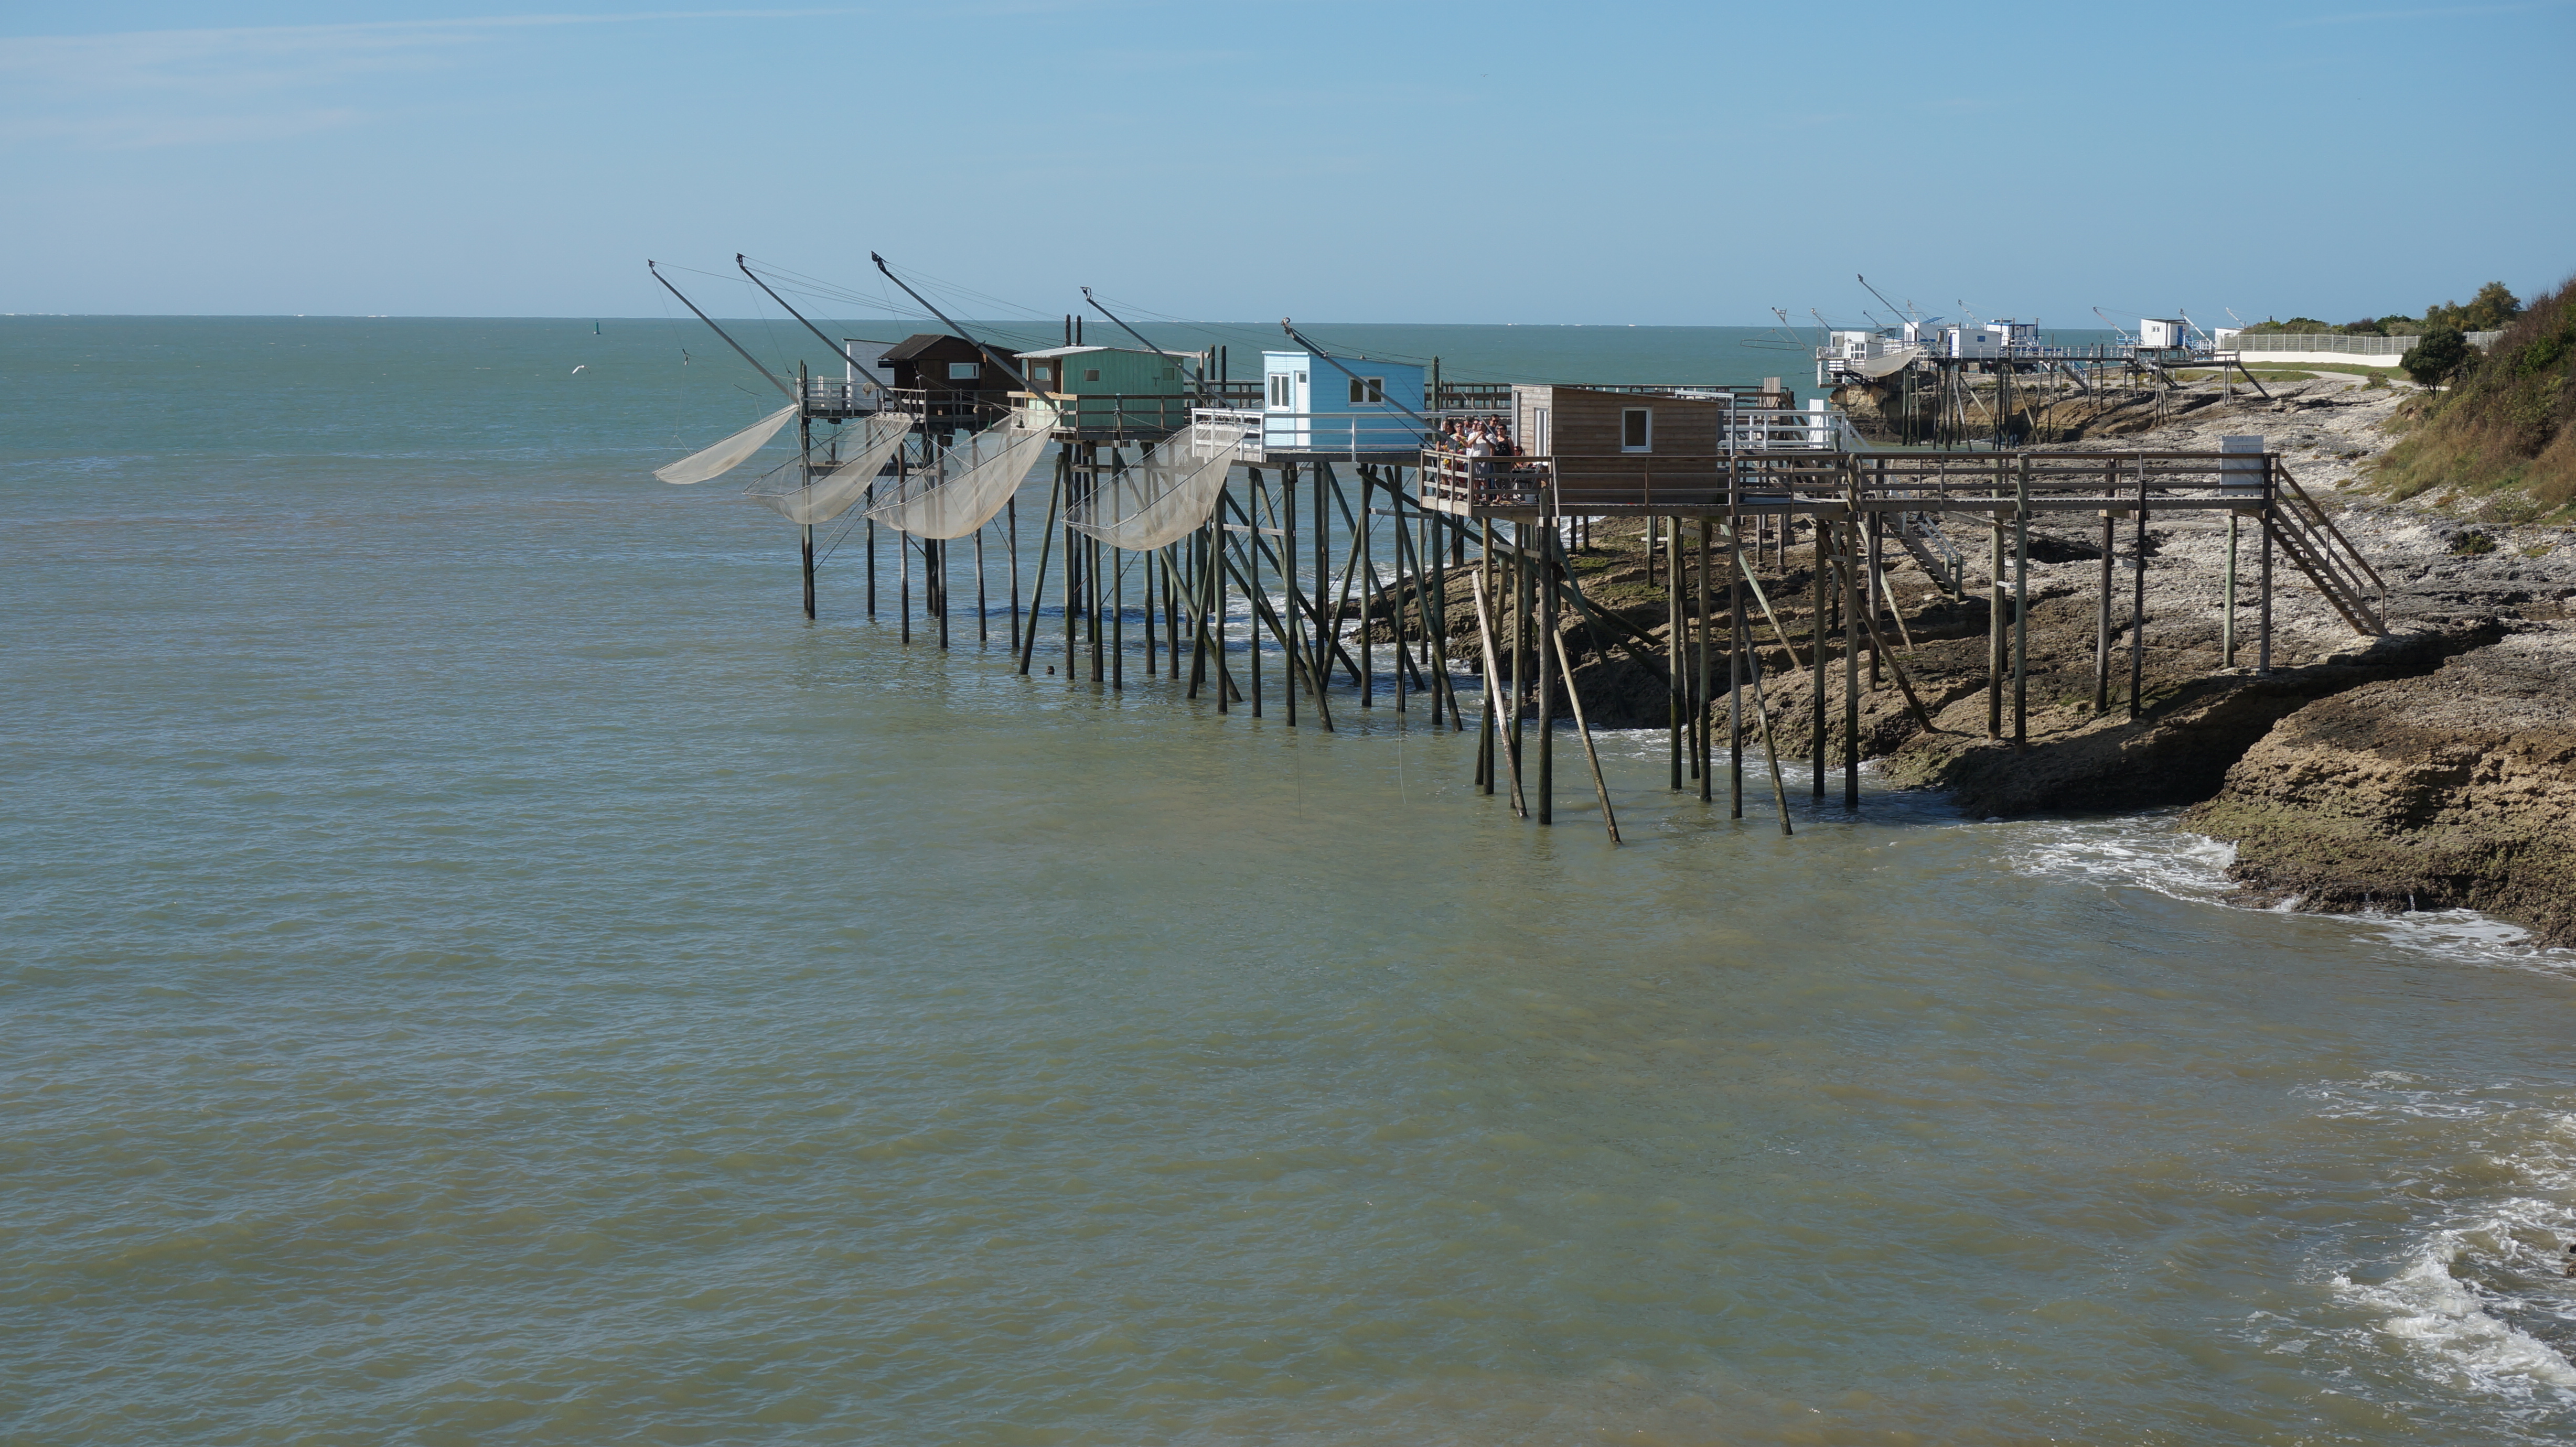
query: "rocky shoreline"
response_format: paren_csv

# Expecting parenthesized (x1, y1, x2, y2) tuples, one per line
(1372, 372, 2576, 945)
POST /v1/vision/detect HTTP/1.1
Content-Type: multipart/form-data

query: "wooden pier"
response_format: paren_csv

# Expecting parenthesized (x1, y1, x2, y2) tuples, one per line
(653, 271, 2384, 844)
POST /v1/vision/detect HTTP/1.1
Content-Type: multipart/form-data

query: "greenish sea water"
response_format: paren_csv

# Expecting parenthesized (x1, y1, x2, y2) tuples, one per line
(5, 317, 2574, 1445)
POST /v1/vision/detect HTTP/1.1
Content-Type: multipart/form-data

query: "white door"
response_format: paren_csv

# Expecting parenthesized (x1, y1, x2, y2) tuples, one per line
(1264, 370, 1293, 450)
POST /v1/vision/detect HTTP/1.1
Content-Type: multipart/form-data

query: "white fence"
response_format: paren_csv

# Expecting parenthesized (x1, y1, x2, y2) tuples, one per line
(2229, 331, 2504, 357)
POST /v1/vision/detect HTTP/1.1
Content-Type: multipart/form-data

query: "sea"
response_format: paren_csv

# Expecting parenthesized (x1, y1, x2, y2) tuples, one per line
(6, 316, 2574, 1445)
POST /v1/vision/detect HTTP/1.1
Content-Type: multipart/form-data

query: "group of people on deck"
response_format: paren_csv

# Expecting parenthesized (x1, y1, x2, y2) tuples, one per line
(1439, 415, 1520, 458)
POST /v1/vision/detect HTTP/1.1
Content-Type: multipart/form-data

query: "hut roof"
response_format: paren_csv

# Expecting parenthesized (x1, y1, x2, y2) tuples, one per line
(1014, 344, 1135, 360)
(877, 333, 996, 364)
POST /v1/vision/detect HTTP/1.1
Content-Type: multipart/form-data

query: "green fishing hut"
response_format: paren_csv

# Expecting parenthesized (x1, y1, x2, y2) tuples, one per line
(1015, 344, 1203, 438)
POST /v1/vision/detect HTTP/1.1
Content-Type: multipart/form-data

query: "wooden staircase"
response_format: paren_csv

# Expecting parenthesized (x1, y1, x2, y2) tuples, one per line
(2269, 462, 2387, 635)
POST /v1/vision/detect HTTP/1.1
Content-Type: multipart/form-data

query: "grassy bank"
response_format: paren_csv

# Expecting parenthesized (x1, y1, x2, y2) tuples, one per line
(2375, 274, 2576, 521)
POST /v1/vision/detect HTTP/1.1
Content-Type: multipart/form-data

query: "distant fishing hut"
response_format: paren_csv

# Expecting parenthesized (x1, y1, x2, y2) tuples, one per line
(877, 334, 1021, 429)
(1256, 350, 1424, 457)
(1016, 343, 1204, 437)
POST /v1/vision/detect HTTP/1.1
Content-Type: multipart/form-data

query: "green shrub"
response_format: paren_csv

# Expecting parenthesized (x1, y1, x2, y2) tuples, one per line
(2402, 328, 2471, 389)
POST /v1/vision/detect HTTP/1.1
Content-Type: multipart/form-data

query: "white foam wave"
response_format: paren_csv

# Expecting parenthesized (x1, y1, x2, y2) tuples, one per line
(1994, 811, 2238, 903)
(2336, 1214, 2576, 1396)
(2310, 1077, 2576, 1403)
(1998, 813, 2576, 976)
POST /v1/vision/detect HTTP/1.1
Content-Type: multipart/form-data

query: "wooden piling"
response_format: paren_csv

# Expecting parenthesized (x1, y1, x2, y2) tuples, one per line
(2223, 512, 2238, 668)
(1985, 516, 2004, 738)
(1282, 466, 1300, 725)
(1537, 537, 1555, 827)
(2129, 463, 2148, 719)
(2258, 491, 2274, 677)
(1016, 472, 1059, 676)
(1811, 520, 1827, 799)
(2013, 456, 2029, 745)
(1549, 624, 1620, 844)
(2095, 506, 2113, 712)
(1469, 570, 1528, 819)
(1843, 518, 1860, 809)
(1359, 470, 1375, 709)
(1735, 549, 1795, 837)
(1667, 517, 1683, 792)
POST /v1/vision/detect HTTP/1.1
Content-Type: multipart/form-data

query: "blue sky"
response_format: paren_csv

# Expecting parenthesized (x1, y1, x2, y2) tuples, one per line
(2, 1, 2569, 325)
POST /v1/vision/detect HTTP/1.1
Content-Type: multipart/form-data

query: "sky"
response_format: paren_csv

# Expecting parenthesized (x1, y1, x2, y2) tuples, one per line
(2, 1, 2571, 327)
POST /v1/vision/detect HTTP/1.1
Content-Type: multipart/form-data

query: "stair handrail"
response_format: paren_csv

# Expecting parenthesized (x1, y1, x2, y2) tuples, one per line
(2273, 460, 2385, 592)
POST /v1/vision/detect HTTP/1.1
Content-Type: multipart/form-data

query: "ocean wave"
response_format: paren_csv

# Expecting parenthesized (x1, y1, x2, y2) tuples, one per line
(1999, 812, 2576, 973)
(1994, 810, 2238, 902)
(2320, 1085, 2576, 1404)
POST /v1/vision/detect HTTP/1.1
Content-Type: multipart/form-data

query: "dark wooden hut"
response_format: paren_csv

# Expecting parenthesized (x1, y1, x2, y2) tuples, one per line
(877, 334, 1022, 424)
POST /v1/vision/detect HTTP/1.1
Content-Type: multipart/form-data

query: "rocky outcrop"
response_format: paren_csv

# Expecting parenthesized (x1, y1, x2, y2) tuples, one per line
(1866, 622, 2503, 815)
(2186, 628, 2576, 946)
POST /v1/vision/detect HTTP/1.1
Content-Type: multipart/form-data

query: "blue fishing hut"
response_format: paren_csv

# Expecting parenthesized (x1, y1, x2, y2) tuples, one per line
(1261, 350, 1425, 456)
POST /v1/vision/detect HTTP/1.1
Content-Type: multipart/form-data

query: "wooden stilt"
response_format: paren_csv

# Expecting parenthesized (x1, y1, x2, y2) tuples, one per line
(1477, 520, 1495, 790)
(2129, 465, 2148, 719)
(1185, 525, 1208, 700)
(2258, 495, 2274, 678)
(1986, 514, 2004, 738)
(1007, 496, 1020, 654)
(1470, 570, 1528, 818)
(1016, 472, 1058, 676)
(1866, 511, 1880, 689)
(1843, 518, 1861, 808)
(1734, 550, 1795, 837)
(1667, 517, 1683, 792)
(1506, 524, 1523, 792)
(802, 523, 817, 620)
(1549, 623, 1619, 844)
(1725, 520, 1742, 816)
(1313, 462, 1330, 683)
(1537, 537, 1555, 826)
(1112, 544, 1124, 693)
(2224, 511, 2239, 668)
(1241, 480, 1260, 718)
(2013, 456, 2029, 744)
(1282, 466, 1298, 725)
(2095, 504, 2114, 711)
(1062, 452, 1078, 682)
(974, 526, 988, 645)
(1359, 470, 1375, 708)
(800, 376, 817, 620)
(1811, 519, 1827, 798)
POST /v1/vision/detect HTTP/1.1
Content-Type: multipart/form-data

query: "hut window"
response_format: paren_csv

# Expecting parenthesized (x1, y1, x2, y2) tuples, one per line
(1084, 368, 1101, 383)
(1269, 374, 1291, 407)
(1622, 408, 1652, 452)
(1162, 366, 1179, 381)
(948, 362, 981, 381)
(1348, 377, 1384, 405)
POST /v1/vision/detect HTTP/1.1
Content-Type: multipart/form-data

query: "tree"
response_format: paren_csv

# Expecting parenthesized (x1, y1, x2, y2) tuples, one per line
(2466, 281, 2524, 331)
(2401, 328, 2471, 388)
(2424, 284, 2524, 334)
